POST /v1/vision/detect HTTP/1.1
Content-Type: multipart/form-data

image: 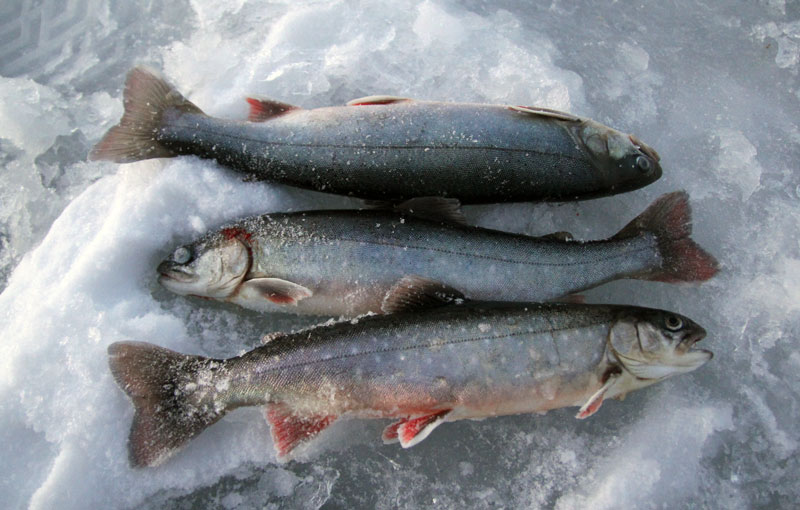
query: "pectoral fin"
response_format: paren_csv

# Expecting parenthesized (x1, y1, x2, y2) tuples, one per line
(240, 278, 312, 305)
(383, 410, 451, 448)
(575, 375, 618, 419)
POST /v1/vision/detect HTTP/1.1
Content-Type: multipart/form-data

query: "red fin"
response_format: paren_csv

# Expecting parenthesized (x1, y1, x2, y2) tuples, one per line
(265, 404, 336, 459)
(246, 97, 299, 122)
(396, 410, 450, 448)
(575, 375, 618, 419)
(576, 393, 604, 419)
(614, 191, 719, 283)
(382, 421, 401, 444)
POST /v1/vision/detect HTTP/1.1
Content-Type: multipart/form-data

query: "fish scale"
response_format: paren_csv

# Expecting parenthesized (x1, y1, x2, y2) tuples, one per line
(158, 192, 718, 316)
(90, 66, 662, 203)
(107, 301, 713, 467)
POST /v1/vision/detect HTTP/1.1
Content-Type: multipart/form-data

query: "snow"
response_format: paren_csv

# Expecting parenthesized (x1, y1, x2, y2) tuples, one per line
(1, 0, 799, 508)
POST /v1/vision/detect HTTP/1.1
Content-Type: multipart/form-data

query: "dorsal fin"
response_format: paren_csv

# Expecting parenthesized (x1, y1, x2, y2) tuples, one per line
(508, 105, 580, 122)
(347, 95, 411, 106)
(246, 97, 300, 122)
(381, 275, 465, 314)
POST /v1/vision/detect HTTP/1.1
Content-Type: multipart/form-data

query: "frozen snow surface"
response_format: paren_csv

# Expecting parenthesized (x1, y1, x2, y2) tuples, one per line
(0, 0, 798, 508)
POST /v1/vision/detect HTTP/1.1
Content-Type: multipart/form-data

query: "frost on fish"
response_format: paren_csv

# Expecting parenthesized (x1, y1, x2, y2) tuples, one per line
(107, 301, 711, 467)
(156, 191, 718, 316)
(89, 66, 662, 203)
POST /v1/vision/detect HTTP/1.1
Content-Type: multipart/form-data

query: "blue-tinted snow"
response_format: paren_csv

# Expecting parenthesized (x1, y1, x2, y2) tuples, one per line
(0, 0, 798, 508)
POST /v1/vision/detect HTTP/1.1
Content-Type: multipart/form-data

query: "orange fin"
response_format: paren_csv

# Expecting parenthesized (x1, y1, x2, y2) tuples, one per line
(384, 410, 450, 448)
(264, 404, 337, 459)
(246, 97, 300, 122)
(575, 375, 618, 419)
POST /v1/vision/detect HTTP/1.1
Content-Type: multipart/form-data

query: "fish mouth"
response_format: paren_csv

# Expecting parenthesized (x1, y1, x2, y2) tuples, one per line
(679, 329, 712, 359)
(157, 261, 196, 284)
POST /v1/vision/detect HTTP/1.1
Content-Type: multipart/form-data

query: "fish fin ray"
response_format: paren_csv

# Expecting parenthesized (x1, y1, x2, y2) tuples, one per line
(397, 410, 450, 448)
(382, 421, 402, 444)
(347, 95, 411, 106)
(246, 96, 300, 122)
(241, 278, 313, 305)
(509, 105, 580, 122)
(613, 191, 719, 283)
(575, 375, 617, 419)
(381, 275, 465, 314)
(107, 341, 224, 467)
(90, 66, 203, 163)
(264, 404, 337, 460)
(393, 197, 467, 225)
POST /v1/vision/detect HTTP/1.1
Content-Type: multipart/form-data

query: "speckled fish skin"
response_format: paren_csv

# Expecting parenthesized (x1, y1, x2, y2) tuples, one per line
(107, 302, 712, 467)
(90, 67, 662, 203)
(157, 192, 719, 316)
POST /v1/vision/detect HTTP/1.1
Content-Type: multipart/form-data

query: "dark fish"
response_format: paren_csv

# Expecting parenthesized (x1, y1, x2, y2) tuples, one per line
(90, 67, 662, 203)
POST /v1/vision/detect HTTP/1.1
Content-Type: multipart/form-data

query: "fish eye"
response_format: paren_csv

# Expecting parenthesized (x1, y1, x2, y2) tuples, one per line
(664, 315, 683, 331)
(636, 155, 651, 172)
(173, 246, 192, 264)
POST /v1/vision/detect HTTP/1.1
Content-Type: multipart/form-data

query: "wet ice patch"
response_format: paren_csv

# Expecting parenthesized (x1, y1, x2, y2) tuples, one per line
(710, 129, 762, 201)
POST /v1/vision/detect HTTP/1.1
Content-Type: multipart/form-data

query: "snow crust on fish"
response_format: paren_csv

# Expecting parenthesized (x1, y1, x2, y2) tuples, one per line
(0, 0, 796, 509)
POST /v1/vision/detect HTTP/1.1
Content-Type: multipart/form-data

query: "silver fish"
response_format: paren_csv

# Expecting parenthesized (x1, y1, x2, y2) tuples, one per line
(157, 191, 718, 316)
(108, 299, 712, 467)
(90, 66, 662, 204)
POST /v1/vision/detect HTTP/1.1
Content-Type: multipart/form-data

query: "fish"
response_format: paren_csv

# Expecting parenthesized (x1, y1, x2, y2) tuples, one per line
(107, 297, 713, 467)
(156, 191, 718, 316)
(89, 66, 662, 204)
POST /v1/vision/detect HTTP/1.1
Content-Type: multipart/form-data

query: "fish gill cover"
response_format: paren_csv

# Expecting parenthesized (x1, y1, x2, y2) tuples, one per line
(0, 0, 798, 508)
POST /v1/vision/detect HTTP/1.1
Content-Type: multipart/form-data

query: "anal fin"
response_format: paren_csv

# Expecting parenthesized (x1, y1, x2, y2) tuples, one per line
(265, 404, 337, 459)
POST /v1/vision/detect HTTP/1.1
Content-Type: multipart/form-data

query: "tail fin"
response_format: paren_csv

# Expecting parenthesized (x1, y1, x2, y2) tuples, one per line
(90, 66, 204, 163)
(614, 191, 719, 282)
(108, 341, 226, 467)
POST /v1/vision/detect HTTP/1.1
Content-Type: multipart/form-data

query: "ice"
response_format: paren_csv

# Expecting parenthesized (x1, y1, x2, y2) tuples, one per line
(1, 0, 800, 508)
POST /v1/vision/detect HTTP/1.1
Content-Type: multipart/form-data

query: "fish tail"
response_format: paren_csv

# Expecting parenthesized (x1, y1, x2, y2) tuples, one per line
(614, 191, 719, 282)
(108, 341, 226, 467)
(89, 66, 204, 163)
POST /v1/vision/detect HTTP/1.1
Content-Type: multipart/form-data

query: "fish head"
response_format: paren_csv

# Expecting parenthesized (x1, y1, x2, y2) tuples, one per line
(608, 309, 711, 382)
(576, 119, 662, 192)
(157, 231, 251, 299)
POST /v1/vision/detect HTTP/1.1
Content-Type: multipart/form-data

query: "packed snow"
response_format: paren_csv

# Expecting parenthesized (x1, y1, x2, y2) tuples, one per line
(1, 0, 798, 508)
